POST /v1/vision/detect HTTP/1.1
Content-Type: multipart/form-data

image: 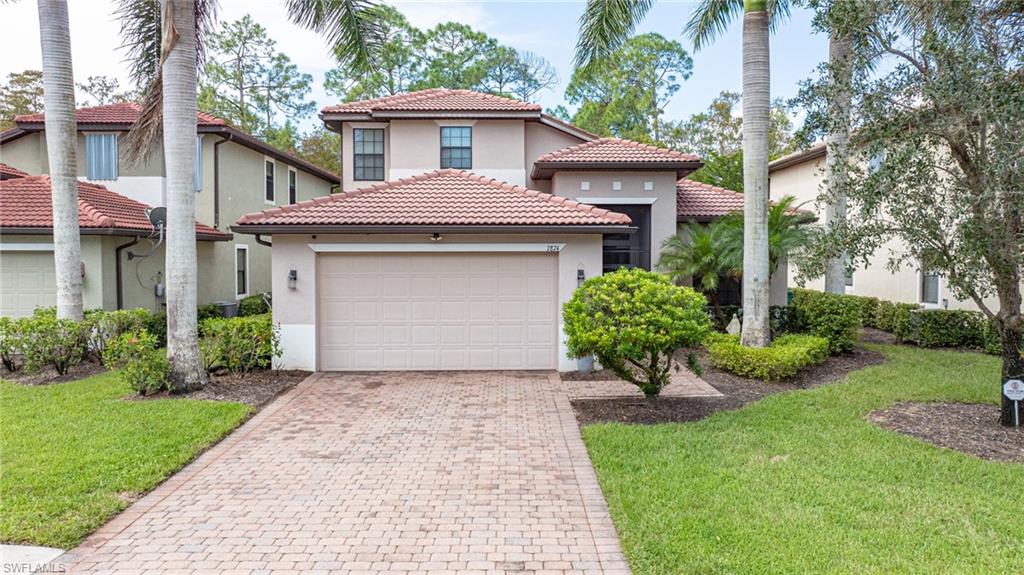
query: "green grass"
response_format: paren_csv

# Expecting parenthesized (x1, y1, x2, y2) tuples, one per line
(0, 371, 250, 549)
(583, 345, 1024, 574)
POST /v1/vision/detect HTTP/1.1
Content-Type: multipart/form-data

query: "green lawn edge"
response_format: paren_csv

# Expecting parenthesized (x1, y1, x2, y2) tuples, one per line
(0, 371, 251, 549)
(582, 344, 1024, 574)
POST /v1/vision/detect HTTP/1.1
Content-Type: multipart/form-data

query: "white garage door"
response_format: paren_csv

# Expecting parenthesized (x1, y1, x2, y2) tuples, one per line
(0, 251, 57, 318)
(317, 252, 558, 371)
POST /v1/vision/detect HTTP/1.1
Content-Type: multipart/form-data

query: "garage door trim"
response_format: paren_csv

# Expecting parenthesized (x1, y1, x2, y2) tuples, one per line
(309, 242, 565, 253)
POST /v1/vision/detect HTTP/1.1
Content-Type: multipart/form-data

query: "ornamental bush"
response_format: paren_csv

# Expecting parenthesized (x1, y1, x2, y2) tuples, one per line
(20, 315, 87, 375)
(563, 268, 711, 397)
(199, 313, 279, 373)
(705, 332, 830, 381)
(0, 317, 28, 372)
(82, 308, 150, 365)
(106, 330, 169, 395)
(789, 289, 862, 354)
(238, 294, 271, 317)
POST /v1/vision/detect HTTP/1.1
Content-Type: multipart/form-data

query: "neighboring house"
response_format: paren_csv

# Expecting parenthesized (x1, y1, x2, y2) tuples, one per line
(0, 173, 229, 317)
(0, 103, 339, 316)
(233, 89, 786, 372)
(769, 143, 980, 310)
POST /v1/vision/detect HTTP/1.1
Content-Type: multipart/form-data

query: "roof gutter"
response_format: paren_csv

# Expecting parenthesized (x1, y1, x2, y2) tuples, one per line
(214, 133, 233, 228)
(115, 237, 139, 310)
(231, 224, 636, 235)
(0, 226, 231, 241)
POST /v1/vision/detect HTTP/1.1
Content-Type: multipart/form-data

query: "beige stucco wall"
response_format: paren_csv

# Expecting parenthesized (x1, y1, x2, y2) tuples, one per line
(551, 171, 679, 263)
(524, 122, 586, 192)
(0, 133, 47, 175)
(268, 233, 603, 371)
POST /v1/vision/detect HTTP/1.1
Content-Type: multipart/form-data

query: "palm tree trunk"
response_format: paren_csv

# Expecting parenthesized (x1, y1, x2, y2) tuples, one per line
(740, 1, 771, 348)
(37, 0, 83, 321)
(162, 0, 207, 392)
(823, 32, 852, 294)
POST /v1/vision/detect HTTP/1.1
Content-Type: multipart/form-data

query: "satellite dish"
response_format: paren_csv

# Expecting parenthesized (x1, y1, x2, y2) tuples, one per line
(147, 207, 167, 229)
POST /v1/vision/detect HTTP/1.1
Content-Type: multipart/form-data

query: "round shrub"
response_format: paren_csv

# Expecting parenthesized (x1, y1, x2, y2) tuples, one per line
(563, 268, 711, 397)
(199, 313, 280, 374)
(20, 315, 86, 375)
(238, 294, 270, 317)
(790, 288, 862, 354)
(105, 330, 169, 395)
(0, 317, 28, 372)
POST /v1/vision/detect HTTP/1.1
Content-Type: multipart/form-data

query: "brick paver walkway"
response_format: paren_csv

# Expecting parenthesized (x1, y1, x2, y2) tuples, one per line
(59, 370, 714, 575)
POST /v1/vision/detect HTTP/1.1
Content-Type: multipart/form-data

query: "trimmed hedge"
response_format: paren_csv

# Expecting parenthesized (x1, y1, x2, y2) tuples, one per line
(238, 294, 271, 317)
(789, 289, 862, 354)
(199, 313, 279, 374)
(705, 332, 830, 381)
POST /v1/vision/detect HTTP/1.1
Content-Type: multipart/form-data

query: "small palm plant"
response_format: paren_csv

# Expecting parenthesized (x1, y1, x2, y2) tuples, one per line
(718, 195, 815, 276)
(657, 221, 739, 326)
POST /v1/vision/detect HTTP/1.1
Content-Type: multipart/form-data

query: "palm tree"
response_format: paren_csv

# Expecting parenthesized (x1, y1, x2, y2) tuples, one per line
(37, 0, 83, 321)
(117, 0, 383, 389)
(657, 221, 739, 326)
(575, 0, 789, 347)
(718, 195, 814, 278)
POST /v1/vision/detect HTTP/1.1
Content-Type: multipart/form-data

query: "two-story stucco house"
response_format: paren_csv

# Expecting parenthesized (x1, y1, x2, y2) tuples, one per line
(0, 102, 339, 317)
(232, 89, 786, 372)
(768, 144, 994, 311)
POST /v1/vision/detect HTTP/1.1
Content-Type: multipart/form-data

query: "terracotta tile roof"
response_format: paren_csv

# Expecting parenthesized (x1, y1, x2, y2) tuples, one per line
(14, 102, 227, 126)
(0, 175, 229, 239)
(0, 163, 28, 179)
(536, 138, 700, 164)
(235, 169, 631, 228)
(675, 178, 745, 221)
(322, 88, 541, 114)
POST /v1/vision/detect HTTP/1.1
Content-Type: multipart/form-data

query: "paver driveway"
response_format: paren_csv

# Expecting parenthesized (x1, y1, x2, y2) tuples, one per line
(60, 372, 638, 574)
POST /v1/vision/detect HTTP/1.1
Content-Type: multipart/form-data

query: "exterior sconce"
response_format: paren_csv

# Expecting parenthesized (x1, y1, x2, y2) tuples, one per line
(287, 269, 298, 290)
(430, 233, 443, 242)
(577, 267, 586, 287)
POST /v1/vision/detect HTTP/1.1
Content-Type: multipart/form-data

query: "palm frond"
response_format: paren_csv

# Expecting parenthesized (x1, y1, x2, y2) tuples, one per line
(286, 0, 384, 73)
(685, 0, 790, 50)
(574, 0, 653, 71)
(114, 0, 162, 88)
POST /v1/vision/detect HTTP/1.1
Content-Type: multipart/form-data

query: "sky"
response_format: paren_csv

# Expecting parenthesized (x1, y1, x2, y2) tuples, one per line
(0, 0, 829, 134)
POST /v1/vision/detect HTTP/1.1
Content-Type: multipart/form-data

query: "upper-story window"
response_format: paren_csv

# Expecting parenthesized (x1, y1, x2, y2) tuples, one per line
(353, 128, 384, 181)
(440, 126, 471, 170)
(265, 158, 275, 203)
(85, 133, 118, 180)
(288, 167, 297, 204)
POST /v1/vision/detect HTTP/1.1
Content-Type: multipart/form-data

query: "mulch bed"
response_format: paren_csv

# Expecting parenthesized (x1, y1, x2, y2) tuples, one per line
(860, 327, 898, 345)
(572, 346, 886, 426)
(133, 369, 311, 407)
(0, 361, 106, 385)
(867, 402, 1024, 463)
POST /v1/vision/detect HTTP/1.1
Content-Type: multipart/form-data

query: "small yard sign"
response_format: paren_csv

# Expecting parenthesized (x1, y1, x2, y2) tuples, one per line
(1004, 379, 1024, 428)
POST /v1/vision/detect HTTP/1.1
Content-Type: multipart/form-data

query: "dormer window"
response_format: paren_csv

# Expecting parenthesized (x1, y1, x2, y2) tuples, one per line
(85, 133, 118, 180)
(440, 126, 471, 169)
(353, 128, 385, 181)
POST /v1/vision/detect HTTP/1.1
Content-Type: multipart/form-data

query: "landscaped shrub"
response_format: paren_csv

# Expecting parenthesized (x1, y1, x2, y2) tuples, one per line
(105, 330, 170, 395)
(142, 311, 167, 348)
(238, 294, 270, 317)
(199, 313, 279, 373)
(0, 317, 28, 372)
(789, 288, 862, 354)
(20, 315, 86, 375)
(197, 304, 223, 322)
(720, 305, 797, 336)
(981, 320, 1003, 355)
(874, 299, 898, 332)
(843, 295, 881, 328)
(892, 303, 919, 342)
(705, 333, 830, 381)
(564, 268, 711, 397)
(82, 309, 150, 365)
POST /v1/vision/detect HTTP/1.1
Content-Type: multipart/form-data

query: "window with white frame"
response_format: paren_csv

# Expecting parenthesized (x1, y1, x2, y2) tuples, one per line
(353, 128, 385, 181)
(288, 167, 297, 204)
(235, 245, 249, 297)
(920, 268, 939, 304)
(85, 133, 118, 180)
(264, 158, 275, 203)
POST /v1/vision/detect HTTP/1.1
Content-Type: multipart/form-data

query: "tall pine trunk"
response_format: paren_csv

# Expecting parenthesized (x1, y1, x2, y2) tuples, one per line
(37, 0, 83, 321)
(163, 0, 207, 392)
(823, 32, 852, 294)
(740, 1, 771, 348)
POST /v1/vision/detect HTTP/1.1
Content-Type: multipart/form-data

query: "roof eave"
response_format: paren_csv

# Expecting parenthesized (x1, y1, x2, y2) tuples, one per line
(768, 146, 827, 172)
(197, 125, 340, 184)
(0, 226, 232, 241)
(321, 110, 541, 121)
(231, 223, 635, 235)
(532, 160, 704, 180)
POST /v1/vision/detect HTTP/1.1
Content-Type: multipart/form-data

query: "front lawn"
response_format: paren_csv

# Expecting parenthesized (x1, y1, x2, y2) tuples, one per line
(0, 371, 250, 549)
(584, 345, 1024, 573)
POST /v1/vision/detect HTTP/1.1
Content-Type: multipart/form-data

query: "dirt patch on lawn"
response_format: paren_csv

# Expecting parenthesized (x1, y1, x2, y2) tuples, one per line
(572, 346, 885, 426)
(868, 402, 1024, 463)
(0, 361, 106, 385)
(131, 370, 311, 407)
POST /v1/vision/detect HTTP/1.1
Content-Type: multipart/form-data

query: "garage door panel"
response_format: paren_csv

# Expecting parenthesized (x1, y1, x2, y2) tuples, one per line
(0, 252, 57, 318)
(317, 253, 557, 371)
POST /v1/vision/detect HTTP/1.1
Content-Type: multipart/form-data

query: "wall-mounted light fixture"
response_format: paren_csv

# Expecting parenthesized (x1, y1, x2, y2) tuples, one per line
(287, 269, 298, 290)
(430, 233, 443, 242)
(577, 267, 586, 287)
